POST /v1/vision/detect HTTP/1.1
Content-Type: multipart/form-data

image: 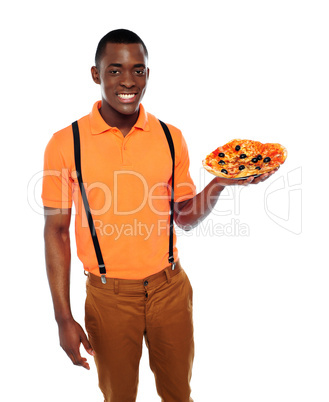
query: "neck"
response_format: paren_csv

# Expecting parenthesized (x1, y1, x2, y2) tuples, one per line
(99, 102, 140, 137)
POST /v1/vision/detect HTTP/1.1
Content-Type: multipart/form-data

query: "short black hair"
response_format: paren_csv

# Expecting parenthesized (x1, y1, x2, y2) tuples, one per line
(95, 29, 148, 68)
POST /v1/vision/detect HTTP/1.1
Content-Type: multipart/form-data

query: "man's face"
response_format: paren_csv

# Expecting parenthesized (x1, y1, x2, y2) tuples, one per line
(92, 42, 149, 116)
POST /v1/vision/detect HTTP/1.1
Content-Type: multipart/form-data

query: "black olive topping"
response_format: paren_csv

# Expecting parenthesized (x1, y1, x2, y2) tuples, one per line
(235, 145, 241, 151)
(240, 154, 247, 159)
(218, 152, 225, 157)
(255, 166, 261, 170)
(264, 157, 271, 163)
(218, 160, 226, 165)
(251, 157, 258, 163)
(257, 154, 262, 160)
(239, 165, 245, 170)
(221, 169, 228, 174)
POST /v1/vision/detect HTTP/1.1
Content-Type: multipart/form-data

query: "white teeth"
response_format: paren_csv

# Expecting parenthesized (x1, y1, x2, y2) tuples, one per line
(118, 94, 135, 99)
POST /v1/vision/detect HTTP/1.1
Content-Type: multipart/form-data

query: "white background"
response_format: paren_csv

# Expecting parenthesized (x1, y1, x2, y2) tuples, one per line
(1, 0, 328, 401)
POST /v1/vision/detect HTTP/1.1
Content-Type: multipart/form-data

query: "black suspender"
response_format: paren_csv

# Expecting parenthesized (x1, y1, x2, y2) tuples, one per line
(72, 121, 107, 283)
(72, 119, 176, 283)
(159, 120, 175, 268)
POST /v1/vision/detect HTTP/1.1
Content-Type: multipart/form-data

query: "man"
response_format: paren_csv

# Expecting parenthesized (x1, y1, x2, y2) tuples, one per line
(42, 29, 277, 401)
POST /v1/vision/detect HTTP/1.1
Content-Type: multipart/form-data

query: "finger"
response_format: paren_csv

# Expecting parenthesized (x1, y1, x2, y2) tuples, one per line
(251, 172, 271, 184)
(258, 174, 270, 183)
(67, 349, 91, 370)
(81, 331, 95, 356)
(269, 168, 279, 175)
(262, 169, 279, 181)
(242, 177, 254, 185)
(266, 167, 280, 177)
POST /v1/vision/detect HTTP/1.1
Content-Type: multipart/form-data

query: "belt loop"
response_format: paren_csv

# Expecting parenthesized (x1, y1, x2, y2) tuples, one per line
(164, 268, 172, 284)
(114, 279, 119, 294)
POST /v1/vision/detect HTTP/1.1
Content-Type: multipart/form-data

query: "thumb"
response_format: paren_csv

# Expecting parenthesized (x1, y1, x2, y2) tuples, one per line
(80, 329, 95, 356)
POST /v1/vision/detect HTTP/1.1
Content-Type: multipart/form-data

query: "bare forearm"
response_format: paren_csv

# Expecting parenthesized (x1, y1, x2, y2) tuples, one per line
(44, 225, 72, 324)
(174, 177, 224, 230)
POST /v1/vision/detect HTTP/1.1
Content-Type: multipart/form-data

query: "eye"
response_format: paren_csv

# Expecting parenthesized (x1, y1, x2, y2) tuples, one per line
(135, 69, 146, 76)
(109, 70, 120, 75)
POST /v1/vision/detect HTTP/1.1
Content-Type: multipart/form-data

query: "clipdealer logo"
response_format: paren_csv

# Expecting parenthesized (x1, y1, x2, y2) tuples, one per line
(28, 166, 302, 236)
(197, 166, 303, 237)
(264, 167, 302, 235)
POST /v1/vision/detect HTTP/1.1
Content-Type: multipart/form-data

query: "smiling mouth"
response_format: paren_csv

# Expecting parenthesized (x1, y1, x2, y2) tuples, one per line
(117, 93, 137, 100)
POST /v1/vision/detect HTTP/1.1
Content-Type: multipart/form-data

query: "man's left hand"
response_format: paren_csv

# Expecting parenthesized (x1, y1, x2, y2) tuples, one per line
(214, 167, 280, 187)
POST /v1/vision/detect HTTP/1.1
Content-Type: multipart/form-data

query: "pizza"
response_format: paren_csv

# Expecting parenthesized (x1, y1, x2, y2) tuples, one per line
(202, 139, 287, 179)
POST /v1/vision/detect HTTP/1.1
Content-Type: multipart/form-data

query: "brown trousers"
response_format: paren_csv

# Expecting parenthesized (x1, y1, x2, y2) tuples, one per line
(85, 261, 194, 402)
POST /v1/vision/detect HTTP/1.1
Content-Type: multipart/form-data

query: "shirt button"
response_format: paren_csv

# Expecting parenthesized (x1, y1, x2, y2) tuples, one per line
(144, 280, 148, 286)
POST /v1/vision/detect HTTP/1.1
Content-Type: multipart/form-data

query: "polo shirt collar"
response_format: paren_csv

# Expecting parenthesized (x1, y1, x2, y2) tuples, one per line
(89, 101, 150, 135)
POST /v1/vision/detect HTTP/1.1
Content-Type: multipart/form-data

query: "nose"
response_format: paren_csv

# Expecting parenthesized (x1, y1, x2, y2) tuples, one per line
(120, 71, 135, 88)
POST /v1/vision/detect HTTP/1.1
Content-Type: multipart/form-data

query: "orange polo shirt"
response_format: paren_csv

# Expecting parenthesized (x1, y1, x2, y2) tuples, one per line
(42, 101, 196, 279)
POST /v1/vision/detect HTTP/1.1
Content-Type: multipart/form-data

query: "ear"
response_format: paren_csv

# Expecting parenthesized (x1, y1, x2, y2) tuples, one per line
(91, 66, 101, 84)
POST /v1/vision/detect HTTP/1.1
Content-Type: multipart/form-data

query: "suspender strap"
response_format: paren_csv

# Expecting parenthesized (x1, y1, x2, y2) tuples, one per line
(158, 120, 175, 267)
(72, 121, 107, 281)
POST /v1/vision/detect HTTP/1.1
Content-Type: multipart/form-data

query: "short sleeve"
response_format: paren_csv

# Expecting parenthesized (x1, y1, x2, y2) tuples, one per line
(41, 134, 73, 209)
(172, 133, 196, 202)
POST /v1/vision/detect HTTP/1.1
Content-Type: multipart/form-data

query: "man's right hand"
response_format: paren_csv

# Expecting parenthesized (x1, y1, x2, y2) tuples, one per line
(58, 318, 95, 370)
